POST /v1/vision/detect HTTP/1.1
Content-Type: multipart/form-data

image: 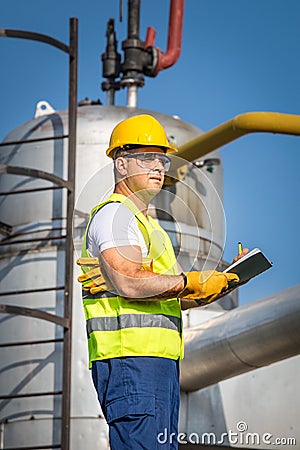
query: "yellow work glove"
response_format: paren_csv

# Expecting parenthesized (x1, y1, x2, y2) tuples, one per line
(76, 257, 108, 294)
(77, 257, 155, 295)
(179, 270, 239, 305)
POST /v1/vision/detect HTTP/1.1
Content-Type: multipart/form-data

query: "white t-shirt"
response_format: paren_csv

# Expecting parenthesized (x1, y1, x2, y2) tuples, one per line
(86, 202, 148, 258)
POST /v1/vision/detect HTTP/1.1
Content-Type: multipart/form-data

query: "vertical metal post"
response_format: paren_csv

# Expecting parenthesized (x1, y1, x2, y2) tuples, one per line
(106, 89, 115, 105)
(127, 85, 138, 107)
(128, 0, 140, 38)
(120, 0, 144, 107)
(61, 17, 78, 450)
(0, 422, 4, 450)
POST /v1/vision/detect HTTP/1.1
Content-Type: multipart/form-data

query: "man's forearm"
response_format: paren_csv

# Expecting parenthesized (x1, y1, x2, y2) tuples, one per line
(100, 246, 186, 300)
(100, 258, 185, 300)
(114, 271, 186, 300)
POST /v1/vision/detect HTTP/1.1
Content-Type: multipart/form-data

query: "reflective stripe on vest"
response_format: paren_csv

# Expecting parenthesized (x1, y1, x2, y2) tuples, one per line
(87, 313, 182, 336)
(81, 193, 183, 365)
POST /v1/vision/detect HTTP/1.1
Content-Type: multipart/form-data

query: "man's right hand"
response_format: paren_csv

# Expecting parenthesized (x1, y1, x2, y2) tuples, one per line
(178, 270, 239, 304)
(77, 258, 109, 294)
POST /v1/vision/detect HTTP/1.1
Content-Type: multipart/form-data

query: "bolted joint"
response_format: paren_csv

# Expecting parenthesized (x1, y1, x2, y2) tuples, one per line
(120, 72, 144, 89)
(143, 46, 159, 77)
(121, 38, 145, 73)
(101, 80, 120, 92)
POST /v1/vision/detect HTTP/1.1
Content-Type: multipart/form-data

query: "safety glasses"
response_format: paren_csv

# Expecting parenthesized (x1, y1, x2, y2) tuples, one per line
(122, 152, 171, 172)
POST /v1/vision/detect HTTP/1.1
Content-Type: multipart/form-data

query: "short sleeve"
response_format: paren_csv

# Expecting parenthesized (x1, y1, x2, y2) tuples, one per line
(86, 202, 147, 258)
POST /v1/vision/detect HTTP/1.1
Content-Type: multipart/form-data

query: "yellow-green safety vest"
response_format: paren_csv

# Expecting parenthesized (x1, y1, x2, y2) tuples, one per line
(81, 193, 183, 367)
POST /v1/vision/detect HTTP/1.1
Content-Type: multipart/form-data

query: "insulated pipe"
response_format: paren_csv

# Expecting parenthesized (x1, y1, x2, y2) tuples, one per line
(166, 111, 300, 181)
(177, 111, 300, 163)
(180, 284, 300, 392)
(145, 0, 184, 74)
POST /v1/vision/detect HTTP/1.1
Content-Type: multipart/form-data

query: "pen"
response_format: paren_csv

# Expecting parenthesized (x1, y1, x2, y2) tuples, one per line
(238, 242, 243, 255)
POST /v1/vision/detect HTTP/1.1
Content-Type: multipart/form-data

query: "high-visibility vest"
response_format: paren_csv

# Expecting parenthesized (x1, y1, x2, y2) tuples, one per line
(81, 193, 183, 367)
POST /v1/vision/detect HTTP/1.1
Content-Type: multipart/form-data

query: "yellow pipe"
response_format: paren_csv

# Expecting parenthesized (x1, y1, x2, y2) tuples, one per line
(168, 112, 300, 180)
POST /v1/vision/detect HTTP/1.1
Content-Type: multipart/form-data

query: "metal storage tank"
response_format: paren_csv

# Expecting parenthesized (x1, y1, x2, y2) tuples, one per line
(0, 102, 229, 449)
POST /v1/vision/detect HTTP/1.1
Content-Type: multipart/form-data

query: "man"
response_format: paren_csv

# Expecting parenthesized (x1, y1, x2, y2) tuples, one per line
(77, 114, 242, 449)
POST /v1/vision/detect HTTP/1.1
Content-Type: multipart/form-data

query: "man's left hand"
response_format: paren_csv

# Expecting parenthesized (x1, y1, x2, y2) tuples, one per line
(232, 247, 249, 263)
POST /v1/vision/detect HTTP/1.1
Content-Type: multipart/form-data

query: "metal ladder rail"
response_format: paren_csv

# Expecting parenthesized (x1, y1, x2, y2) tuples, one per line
(0, 18, 78, 450)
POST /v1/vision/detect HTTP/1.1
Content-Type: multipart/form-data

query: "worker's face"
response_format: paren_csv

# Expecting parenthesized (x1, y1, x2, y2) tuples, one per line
(115, 146, 169, 199)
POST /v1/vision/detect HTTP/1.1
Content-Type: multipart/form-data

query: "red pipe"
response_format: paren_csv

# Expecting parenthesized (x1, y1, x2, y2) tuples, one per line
(144, 0, 184, 75)
(144, 26, 156, 47)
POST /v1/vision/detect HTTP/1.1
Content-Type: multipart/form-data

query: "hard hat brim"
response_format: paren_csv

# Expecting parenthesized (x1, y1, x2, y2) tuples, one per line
(106, 142, 177, 158)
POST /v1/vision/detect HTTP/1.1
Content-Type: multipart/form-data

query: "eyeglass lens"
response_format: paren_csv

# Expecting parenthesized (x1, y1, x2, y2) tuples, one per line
(123, 153, 171, 171)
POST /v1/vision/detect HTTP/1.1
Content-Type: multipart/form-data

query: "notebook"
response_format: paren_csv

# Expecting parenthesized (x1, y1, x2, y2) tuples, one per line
(224, 247, 273, 288)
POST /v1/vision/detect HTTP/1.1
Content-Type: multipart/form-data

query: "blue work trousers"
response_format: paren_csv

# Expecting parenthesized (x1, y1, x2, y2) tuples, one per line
(92, 356, 180, 450)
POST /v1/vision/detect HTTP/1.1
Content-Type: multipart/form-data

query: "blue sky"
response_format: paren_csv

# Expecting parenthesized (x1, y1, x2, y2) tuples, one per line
(1, 0, 300, 305)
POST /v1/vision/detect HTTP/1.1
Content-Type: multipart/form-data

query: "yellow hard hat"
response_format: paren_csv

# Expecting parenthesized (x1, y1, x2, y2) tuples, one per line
(106, 114, 177, 158)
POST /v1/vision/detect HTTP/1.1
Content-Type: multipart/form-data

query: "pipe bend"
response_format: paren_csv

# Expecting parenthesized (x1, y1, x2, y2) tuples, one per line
(232, 111, 300, 135)
(156, 47, 182, 72)
(153, 0, 184, 75)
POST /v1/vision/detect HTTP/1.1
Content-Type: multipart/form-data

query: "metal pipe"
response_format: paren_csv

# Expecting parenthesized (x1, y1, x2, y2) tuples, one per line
(0, 134, 68, 147)
(0, 338, 63, 347)
(2, 445, 60, 450)
(0, 304, 69, 327)
(0, 18, 78, 450)
(127, 84, 138, 107)
(154, 0, 184, 74)
(61, 17, 78, 450)
(121, 0, 144, 106)
(0, 235, 65, 246)
(167, 111, 300, 181)
(0, 286, 64, 297)
(0, 391, 62, 400)
(0, 286, 65, 298)
(177, 111, 300, 162)
(0, 422, 4, 450)
(0, 165, 71, 188)
(144, 26, 156, 48)
(0, 28, 69, 53)
(128, 0, 140, 39)
(106, 89, 115, 105)
(0, 185, 64, 195)
(180, 284, 300, 392)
